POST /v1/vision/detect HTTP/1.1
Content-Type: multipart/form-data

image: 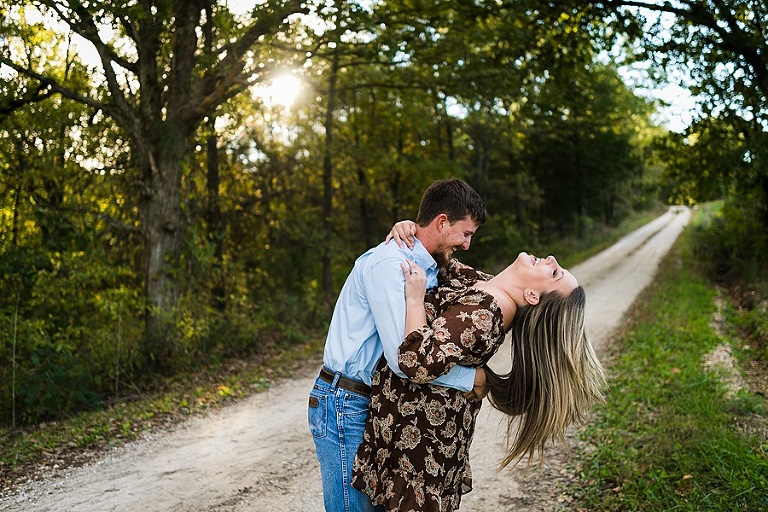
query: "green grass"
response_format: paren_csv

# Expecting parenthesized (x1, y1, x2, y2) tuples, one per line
(574, 221, 768, 511)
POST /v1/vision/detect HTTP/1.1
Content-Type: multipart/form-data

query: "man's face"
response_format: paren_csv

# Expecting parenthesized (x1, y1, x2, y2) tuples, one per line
(432, 216, 480, 267)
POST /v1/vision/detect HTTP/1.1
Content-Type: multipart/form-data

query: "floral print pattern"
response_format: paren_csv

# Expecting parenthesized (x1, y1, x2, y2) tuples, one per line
(352, 261, 503, 512)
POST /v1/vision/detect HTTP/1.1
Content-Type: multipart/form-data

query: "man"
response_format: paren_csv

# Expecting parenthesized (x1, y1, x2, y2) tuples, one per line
(308, 178, 487, 512)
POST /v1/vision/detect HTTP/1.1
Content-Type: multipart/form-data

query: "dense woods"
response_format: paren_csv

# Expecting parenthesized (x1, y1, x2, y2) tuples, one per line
(1, 0, 765, 427)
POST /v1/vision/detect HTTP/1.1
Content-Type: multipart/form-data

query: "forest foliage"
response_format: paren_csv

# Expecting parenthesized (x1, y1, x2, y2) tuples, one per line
(1, 0, 765, 427)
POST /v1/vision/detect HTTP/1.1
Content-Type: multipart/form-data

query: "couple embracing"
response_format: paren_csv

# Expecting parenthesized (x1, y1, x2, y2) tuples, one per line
(308, 178, 605, 512)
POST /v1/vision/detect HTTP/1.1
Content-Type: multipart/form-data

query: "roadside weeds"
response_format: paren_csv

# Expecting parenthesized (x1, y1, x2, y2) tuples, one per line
(566, 235, 768, 511)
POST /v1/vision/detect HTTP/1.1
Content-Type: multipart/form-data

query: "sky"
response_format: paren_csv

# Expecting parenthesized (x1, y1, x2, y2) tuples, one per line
(617, 55, 700, 134)
(648, 84, 697, 133)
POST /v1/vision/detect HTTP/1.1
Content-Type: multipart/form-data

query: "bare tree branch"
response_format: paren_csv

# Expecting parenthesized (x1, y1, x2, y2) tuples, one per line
(38, 205, 140, 233)
(188, 0, 308, 125)
(0, 82, 55, 116)
(41, 0, 138, 74)
(0, 55, 116, 116)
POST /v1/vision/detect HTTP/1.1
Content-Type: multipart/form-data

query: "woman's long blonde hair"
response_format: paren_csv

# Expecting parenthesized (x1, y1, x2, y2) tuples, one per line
(485, 286, 605, 468)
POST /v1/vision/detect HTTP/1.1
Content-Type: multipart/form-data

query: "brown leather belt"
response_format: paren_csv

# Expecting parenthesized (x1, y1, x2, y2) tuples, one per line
(319, 367, 372, 397)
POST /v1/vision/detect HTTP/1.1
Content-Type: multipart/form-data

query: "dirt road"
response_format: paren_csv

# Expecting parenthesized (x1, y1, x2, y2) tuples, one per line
(1, 207, 691, 512)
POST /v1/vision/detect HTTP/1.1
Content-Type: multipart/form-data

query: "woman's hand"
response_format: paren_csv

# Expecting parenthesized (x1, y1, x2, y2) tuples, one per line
(386, 220, 417, 249)
(400, 260, 427, 308)
(400, 260, 428, 331)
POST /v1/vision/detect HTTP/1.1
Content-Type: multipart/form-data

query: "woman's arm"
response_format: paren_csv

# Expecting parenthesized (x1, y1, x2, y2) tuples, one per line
(397, 260, 483, 394)
(401, 259, 427, 333)
(397, 288, 503, 384)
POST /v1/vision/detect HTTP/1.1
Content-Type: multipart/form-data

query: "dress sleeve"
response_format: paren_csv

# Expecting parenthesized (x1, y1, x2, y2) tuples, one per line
(439, 259, 494, 287)
(366, 255, 476, 392)
(397, 291, 502, 384)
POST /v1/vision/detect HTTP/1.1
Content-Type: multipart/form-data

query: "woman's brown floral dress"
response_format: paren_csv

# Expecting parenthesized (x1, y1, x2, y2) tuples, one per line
(352, 261, 503, 512)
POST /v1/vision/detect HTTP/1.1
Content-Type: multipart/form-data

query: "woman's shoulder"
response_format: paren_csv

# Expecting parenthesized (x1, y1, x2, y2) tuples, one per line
(439, 259, 493, 285)
(434, 282, 496, 311)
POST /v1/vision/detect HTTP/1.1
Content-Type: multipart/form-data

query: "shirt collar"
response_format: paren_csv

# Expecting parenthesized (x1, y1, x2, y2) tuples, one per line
(410, 238, 437, 274)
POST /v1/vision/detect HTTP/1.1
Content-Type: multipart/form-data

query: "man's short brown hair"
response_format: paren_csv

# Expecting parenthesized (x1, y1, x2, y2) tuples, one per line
(415, 178, 487, 227)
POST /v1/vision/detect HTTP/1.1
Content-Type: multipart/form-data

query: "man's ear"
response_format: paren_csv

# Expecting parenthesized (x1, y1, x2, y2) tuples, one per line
(524, 289, 540, 306)
(435, 213, 449, 232)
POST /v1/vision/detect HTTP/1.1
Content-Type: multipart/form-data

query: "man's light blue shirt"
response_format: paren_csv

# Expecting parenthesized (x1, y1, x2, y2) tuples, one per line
(322, 238, 475, 392)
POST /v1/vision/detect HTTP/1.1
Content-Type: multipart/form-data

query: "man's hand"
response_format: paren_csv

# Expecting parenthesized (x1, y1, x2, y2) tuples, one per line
(463, 367, 488, 402)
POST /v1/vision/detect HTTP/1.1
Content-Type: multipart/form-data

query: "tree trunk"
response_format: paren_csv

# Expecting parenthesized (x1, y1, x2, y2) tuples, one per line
(572, 125, 585, 238)
(202, 5, 225, 312)
(138, 142, 186, 373)
(357, 166, 374, 250)
(353, 104, 375, 250)
(322, 49, 340, 305)
(390, 123, 404, 226)
(206, 116, 226, 312)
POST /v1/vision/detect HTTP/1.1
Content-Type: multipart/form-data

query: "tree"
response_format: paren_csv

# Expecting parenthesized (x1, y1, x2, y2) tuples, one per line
(591, 0, 768, 214)
(595, 0, 767, 114)
(1, 0, 306, 372)
(1, 0, 675, 424)
(0, 42, 142, 422)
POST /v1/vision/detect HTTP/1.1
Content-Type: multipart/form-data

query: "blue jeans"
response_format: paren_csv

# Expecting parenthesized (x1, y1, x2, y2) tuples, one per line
(308, 370, 384, 512)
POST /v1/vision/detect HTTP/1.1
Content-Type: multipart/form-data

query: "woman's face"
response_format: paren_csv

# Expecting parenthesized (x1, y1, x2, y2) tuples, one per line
(512, 252, 578, 298)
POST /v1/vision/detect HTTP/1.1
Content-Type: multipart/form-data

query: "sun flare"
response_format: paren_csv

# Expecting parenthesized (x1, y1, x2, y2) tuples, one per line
(264, 74, 302, 108)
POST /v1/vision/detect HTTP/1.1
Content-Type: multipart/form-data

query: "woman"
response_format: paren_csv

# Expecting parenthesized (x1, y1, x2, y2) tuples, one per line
(351, 249, 605, 512)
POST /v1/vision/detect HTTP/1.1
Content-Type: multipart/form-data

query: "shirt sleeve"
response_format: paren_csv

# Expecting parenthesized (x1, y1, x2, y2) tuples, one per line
(397, 291, 501, 385)
(365, 256, 476, 392)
